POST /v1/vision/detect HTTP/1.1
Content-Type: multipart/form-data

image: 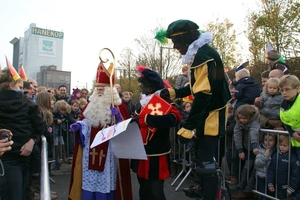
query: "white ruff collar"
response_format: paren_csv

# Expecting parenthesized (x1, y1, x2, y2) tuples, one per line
(182, 32, 212, 65)
(140, 90, 161, 107)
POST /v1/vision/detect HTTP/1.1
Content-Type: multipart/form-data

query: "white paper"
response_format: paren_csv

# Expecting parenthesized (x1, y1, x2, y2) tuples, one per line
(111, 122, 147, 160)
(90, 118, 132, 148)
(90, 118, 147, 160)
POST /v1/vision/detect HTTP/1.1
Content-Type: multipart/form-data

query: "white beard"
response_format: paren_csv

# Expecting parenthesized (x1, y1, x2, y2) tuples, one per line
(83, 86, 122, 128)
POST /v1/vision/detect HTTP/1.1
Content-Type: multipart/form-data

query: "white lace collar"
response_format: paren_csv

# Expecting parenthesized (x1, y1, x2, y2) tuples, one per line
(182, 32, 212, 65)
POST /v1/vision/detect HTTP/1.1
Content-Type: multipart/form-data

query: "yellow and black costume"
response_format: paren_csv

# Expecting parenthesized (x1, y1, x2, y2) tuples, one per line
(157, 19, 231, 200)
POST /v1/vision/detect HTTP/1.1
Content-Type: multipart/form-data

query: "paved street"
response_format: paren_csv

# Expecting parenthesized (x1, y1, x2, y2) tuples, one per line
(50, 163, 196, 200)
(49, 163, 255, 200)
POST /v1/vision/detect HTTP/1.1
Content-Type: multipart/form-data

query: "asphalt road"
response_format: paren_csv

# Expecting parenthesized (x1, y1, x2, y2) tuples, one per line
(49, 163, 255, 200)
(49, 162, 196, 200)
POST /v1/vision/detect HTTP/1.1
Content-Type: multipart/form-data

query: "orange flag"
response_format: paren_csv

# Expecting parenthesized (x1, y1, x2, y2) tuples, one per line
(5, 56, 20, 81)
(19, 66, 27, 81)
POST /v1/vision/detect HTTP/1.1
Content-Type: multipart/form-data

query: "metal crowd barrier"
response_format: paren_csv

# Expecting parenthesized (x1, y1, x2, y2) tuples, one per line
(170, 124, 198, 191)
(53, 120, 73, 164)
(40, 135, 51, 200)
(252, 129, 290, 200)
(170, 126, 294, 199)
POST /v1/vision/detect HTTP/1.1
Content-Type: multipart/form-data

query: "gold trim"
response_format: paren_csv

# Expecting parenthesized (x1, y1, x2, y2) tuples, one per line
(168, 88, 176, 100)
(177, 127, 194, 139)
(169, 31, 189, 37)
(144, 114, 148, 125)
(143, 128, 151, 145)
(147, 150, 171, 157)
(169, 29, 197, 37)
(190, 58, 214, 69)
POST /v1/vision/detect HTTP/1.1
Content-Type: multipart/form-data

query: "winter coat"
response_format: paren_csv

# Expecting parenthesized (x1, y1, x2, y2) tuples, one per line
(0, 90, 44, 162)
(234, 107, 259, 154)
(233, 76, 261, 110)
(267, 150, 300, 193)
(258, 92, 283, 120)
(53, 111, 71, 137)
(175, 74, 189, 89)
(69, 109, 81, 125)
(254, 143, 276, 178)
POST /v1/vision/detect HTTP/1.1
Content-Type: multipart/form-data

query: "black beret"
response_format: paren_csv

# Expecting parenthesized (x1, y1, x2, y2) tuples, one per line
(166, 19, 199, 38)
(141, 69, 165, 90)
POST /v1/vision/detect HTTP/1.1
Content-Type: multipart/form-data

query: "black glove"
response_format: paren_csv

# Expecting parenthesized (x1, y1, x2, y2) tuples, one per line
(130, 115, 139, 123)
(160, 88, 170, 99)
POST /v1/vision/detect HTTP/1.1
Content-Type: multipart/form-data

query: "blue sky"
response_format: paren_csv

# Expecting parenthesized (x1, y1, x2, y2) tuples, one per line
(0, 0, 257, 91)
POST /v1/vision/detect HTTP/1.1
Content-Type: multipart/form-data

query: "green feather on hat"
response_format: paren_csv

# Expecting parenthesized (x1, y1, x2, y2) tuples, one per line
(155, 29, 168, 45)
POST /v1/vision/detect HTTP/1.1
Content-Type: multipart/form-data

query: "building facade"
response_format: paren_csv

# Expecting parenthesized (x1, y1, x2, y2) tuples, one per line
(21, 23, 64, 80)
(37, 65, 71, 92)
(10, 23, 71, 93)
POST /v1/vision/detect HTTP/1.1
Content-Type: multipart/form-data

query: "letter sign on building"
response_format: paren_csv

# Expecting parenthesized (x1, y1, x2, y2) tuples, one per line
(32, 27, 64, 39)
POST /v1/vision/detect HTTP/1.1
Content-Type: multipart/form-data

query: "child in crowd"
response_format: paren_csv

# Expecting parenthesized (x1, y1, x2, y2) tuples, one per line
(260, 70, 270, 90)
(255, 77, 284, 132)
(175, 65, 189, 89)
(267, 134, 299, 199)
(68, 99, 81, 159)
(80, 88, 89, 100)
(52, 100, 71, 166)
(79, 97, 88, 110)
(68, 88, 81, 105)
(47, 87, 60, 102)
(37, 86, 47, 95)
(232, 104, 260, 199)
(232, 68, 261, 110)
(35, 92, 58, 199)
(254, 133, 276, 200)
(36, 92, 54, 171)
(27, 92, 58, 199)
(279, 75, 300, 161)
(122, 91, 136, 117)
(180, 102, 193, 152)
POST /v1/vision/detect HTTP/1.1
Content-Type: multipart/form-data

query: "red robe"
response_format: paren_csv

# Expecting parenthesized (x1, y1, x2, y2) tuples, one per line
(68, 102, 132, 200)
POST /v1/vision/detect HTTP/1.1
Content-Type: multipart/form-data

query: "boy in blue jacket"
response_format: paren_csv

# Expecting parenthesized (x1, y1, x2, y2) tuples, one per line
(267, 134, 300, 199)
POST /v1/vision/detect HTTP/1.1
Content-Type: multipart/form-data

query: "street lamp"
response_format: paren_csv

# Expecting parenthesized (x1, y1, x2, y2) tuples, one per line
(77, 81, 87, 90)
(160, 46, 174, 78)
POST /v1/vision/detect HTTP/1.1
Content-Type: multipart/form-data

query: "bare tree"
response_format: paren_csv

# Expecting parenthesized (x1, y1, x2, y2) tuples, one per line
(118, 28, 182, 88)
(205, 18, 242, 68)
(134, 29, 181, 79)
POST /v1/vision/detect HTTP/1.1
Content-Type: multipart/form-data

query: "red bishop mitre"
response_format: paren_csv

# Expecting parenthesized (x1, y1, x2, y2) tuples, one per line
(96, 61, 116, 87)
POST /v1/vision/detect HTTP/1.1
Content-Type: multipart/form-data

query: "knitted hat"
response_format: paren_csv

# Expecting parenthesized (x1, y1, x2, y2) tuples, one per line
(166, 19, 199, 38)
(137, 66, 164, 91)
(266, 50, 280, 61)
(95, 61, 115, 87)
(70, 88, 81, 100)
